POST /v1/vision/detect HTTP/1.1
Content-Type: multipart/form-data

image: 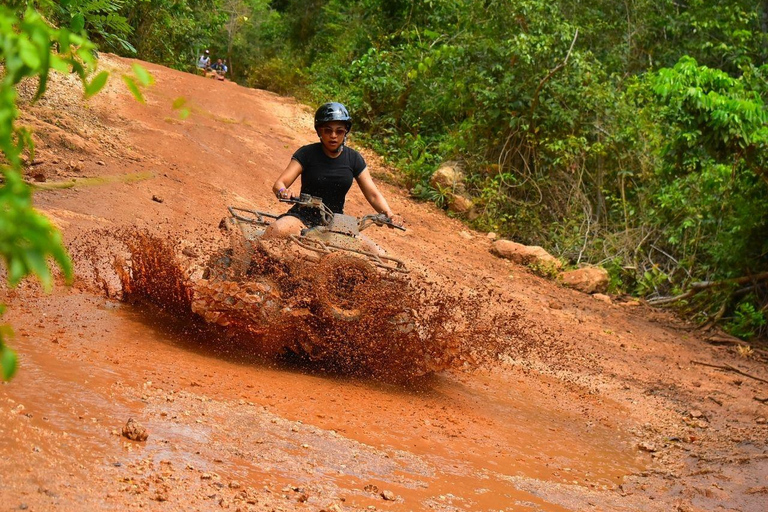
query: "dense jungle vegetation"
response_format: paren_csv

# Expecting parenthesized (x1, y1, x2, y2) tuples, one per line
(9, 0, 768, 339)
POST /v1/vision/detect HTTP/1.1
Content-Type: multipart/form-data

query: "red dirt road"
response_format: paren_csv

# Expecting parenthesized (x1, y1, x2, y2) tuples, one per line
(1, 55, 767, 511)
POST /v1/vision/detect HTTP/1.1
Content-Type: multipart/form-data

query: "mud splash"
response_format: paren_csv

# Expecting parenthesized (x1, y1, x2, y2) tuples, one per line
(72, 228, 544, 383)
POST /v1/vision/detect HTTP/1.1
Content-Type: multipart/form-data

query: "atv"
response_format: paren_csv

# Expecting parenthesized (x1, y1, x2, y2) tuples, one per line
(227, 194, 405, 279)
(188, 195, 433, 378)
(213, 193, 406, 317)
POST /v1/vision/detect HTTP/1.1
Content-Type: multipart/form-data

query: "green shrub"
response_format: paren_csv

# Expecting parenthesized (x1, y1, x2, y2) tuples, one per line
(727, 301, 767, 340)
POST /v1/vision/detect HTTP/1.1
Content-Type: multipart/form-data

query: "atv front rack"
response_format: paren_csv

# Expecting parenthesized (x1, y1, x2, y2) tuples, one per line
(227, 205, 409, 274)
(288, 234, 409, 274)
(228, 206, 276, 226)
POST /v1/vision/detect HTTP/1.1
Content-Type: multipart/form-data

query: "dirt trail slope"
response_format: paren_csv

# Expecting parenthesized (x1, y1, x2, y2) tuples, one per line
(1, 55, 767, 512)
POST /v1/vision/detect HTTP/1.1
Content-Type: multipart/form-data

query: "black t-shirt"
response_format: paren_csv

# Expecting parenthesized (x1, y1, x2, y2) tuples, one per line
(292, 143, 366, 214)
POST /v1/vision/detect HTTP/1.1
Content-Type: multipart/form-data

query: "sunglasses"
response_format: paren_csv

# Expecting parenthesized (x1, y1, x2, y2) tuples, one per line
(319, 127, 347, 137)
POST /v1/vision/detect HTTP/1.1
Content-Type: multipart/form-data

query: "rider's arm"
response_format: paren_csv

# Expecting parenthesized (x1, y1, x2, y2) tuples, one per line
(272, 159, 302, 199)
(355, 168, 396, 218)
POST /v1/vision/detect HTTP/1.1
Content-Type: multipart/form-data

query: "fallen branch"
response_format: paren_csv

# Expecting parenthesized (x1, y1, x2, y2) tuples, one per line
(24, 178, 76, 189)
(22, 171, 153, 190)
(699, 302, 728, 331)
(754, 396, 768, 404)
(697, 453, 768, 464)
(648, 271, 768, 306)
(689, 271, 768, 290)
(755, 348, 768, 364)
(704, 333, 748, 346)
(647, 289, 694, 306)
(691, 360, 768, 384)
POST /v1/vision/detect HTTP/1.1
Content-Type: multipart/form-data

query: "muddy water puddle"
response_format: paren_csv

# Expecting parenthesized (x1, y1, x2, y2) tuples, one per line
(1, 298, 140, 457)
(114, 304, 644, 511)
(3, 290, 644, 510)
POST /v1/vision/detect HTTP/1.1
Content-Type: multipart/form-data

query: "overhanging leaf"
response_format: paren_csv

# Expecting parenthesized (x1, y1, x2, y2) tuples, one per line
(70, 13, 85, 33)
(85, 71, 109, 99)
(122, 75, 145, 103)
(172, 97, 190, 119)
(1, 344, 17, 381)
(132, 63, 154, 86)
(18, 37, 41, 69)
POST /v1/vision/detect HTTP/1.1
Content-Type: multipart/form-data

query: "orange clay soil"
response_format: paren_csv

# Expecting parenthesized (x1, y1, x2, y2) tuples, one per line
(1, 54, 766, 512)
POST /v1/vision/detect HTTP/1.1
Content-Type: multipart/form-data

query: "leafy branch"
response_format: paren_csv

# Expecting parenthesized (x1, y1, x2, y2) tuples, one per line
(0, 6, 109, 380)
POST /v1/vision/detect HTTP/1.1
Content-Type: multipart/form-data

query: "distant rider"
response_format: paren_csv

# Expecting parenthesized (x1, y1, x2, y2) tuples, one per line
(197, 50, 211, 71)
(265, 102, 401, 238)
(211, 59, 227, 80)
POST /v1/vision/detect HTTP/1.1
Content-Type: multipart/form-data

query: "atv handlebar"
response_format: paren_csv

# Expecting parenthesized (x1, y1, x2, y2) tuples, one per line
(279, 194, 334, 226)
(359, 213, 406, 232)
(280, 194, 404, 231)
(279, 193, 325, 208)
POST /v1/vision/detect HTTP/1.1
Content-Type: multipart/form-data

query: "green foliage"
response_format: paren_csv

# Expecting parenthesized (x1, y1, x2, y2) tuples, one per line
(410, 182, 450, 210)
(659, 0, 767, 72)
(602, 259, 636, 295)
(726, 300, 767, 340)
(643, 57, 768, 279)
(0, 6, 101, 379)
(529, 260, 561, 279)
(172, 96, 191, 119)
(121, 62, 154, 103)
(116, 0, 270, 74)
(102, 0, 219, 69)
(558, 0, 767, 73)
(54, 0, 136, 53)
(634, 266, 670, 297)
(0, 306, 16, 381)
(244, 56, 306, 95)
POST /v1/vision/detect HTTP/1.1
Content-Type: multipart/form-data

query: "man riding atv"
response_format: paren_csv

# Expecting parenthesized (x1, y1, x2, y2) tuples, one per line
(111, 103, 443, 381)
(266, 102, 403, 244)
(184, 103, 433, 379)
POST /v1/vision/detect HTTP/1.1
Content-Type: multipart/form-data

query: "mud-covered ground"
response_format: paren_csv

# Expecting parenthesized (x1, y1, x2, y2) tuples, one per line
(1, 55, 767, 511)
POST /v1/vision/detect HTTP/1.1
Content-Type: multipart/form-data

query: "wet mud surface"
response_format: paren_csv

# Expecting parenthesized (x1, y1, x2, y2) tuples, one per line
(1, 289, 647, 511)
(2, 54, 767, 511)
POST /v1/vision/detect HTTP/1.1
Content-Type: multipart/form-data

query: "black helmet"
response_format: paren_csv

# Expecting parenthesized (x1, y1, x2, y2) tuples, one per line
(314, 102, 352, 131)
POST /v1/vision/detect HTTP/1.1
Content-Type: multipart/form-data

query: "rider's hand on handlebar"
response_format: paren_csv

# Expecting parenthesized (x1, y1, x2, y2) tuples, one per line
(276, 187, 291, 200)
(385, 212, 404, 229)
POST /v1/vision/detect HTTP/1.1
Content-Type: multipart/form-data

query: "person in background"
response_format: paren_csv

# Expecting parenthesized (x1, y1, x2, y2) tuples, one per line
(197, 50, 211, 71)
(211, 59, 227, 81)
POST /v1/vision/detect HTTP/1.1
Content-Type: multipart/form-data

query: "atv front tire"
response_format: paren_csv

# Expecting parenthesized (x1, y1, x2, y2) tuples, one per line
(313, 252, 380, 322)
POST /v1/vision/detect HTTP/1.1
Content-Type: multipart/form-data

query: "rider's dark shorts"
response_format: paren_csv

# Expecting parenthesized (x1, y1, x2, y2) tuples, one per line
(277, 204, 325, 228)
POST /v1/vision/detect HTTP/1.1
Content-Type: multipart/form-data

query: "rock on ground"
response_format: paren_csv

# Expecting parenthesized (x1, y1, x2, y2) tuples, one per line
(429, 162, 464, 189)
(448, 193, 473, 213)
(121, 418, 149, 441)
(490, 240, 562, 269)
(560, 266, 610, 294)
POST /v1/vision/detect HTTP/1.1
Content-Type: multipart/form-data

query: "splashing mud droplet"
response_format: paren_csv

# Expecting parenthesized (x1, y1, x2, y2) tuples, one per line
(72, 228, 553, 384)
